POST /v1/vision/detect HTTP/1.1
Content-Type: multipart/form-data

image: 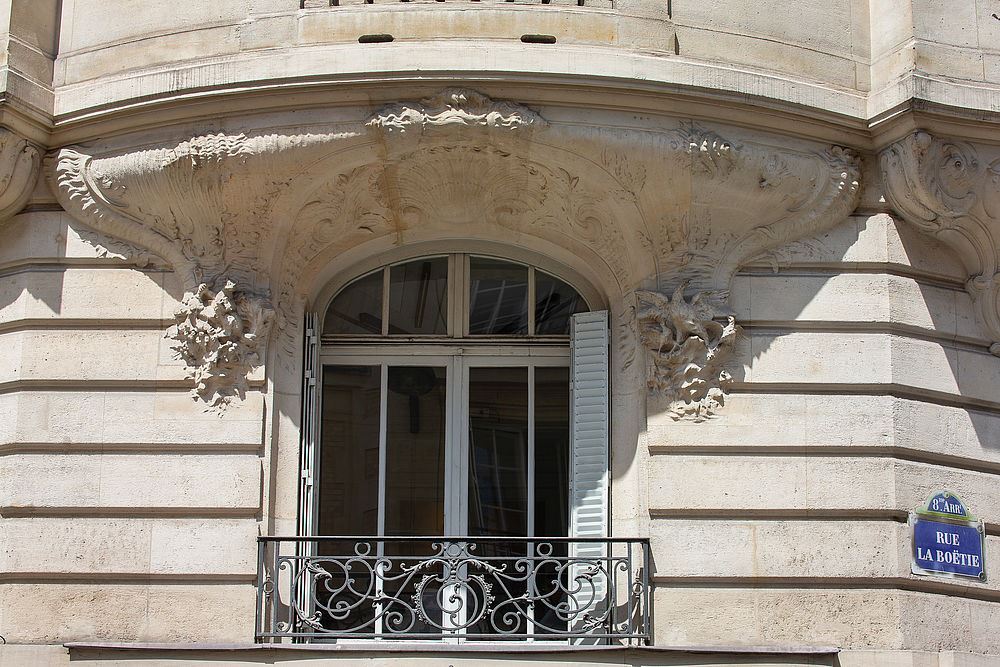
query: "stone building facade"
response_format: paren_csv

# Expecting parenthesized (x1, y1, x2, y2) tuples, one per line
(1, 1, 999, 665)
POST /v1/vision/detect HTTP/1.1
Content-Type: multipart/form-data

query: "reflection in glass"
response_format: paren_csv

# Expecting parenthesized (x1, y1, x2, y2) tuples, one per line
(468, 367, 529, 636)
(323, 270, 383, 335)
(534, 367, 569, 537)
(535, 272, 588, 335)
(469, 258, 528, 335)
(389, 258, 448, 335)
(533, 366, 570, 634)
(317, 365, 381, 632)
(468, 367, 529, 538)
(385, 366, 447, 634)
(385, 366, 447, 536)
(318, 366, 381, 536)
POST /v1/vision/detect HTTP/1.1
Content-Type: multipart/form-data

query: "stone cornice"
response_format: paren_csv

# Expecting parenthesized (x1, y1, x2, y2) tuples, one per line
(880, 131, 1000, 356)
(45, 90, 862, 417)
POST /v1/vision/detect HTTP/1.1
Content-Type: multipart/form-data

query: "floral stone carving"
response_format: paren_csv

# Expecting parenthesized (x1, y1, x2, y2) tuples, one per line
(636, 283, 740, 421)
(881, 131, 1000, 355)
(171, 281, 274, 410)
(367, 88, 546, 137)
(48, 95, 862, 416)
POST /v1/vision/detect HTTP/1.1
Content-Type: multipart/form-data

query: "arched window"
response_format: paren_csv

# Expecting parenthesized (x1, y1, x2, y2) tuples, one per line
(294, 253, 613, 640)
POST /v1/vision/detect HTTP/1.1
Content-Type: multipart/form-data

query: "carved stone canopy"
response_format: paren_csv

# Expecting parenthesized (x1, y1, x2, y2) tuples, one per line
(880, 131, 1000, 356)
(46, 89, 861, 415)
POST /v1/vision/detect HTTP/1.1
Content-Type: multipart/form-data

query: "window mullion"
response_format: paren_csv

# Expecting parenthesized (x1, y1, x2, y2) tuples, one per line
(526, 364, 536, 638)
(453, 356, 469, 641)
(459, 254, 470, 338)
(377, 363, 389, 537)
(374, 363, 389, 637)
(381, 266, 390, 336)
(528, 266, 536, 336)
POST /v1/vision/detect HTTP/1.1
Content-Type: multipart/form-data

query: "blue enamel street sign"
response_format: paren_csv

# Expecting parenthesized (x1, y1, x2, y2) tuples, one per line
(910, 491, 986, 581)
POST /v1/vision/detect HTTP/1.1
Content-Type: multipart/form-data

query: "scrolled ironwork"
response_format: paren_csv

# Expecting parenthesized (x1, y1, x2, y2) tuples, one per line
(255, 536, 651, 643)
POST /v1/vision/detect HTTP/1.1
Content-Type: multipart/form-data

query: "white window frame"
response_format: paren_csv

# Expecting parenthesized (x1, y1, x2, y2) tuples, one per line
(298, 252, 611, 642)
(316, 349, 572, 538)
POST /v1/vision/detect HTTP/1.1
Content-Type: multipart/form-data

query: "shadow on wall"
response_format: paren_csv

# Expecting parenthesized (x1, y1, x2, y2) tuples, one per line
(0, 212, 186, 324)
(711, 211, 999, 453)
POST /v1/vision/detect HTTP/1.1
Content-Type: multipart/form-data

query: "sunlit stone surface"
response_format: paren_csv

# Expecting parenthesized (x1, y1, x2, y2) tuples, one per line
(1, 2, 1000, 665)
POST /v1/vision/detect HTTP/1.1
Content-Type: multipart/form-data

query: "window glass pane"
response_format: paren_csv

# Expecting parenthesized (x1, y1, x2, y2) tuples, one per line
(323, 270, 383, 335)
(467, 366, 529, 637)
(469, 258, 528, 335)
(535, 272, 588, 335)
(533, 366, 570, 635)
(468, 367, 529, 537)
(318, 365, 380, 536)
(534, 366, 569, 537)
(388, 258, 448, 335)
(385, 366, 447, 536)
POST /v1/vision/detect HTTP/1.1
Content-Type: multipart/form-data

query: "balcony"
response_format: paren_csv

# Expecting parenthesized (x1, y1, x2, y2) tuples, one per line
(256, 536, 651, 643)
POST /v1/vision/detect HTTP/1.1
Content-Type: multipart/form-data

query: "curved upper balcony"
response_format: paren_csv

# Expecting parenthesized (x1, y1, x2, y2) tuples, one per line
(4, 1, 1000, 140)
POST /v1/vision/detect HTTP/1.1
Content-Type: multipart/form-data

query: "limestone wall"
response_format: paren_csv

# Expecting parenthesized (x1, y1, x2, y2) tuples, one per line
(27, 1, 998, 124)
(3, 195, 998, 659)
(645, 213, 1000, 653)
(0, 210, 263, 644)
(0, 2, 998, 663)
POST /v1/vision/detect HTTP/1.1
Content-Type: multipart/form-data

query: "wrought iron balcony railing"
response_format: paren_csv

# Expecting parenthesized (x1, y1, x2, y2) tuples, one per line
(256, 536, 651, 643)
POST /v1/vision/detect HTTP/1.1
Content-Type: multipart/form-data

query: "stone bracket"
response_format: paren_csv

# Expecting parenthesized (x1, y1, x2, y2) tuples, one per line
(0, 128, 42, 224)
(880, 131, 1000, 356)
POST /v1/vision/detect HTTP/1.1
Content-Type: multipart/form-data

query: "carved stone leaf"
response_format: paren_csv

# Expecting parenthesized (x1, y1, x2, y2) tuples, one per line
(602, 147, 647, 194)
(636, 283, 740, 421)
(672, 123, 740, 179)
(170, 280, 274, 412)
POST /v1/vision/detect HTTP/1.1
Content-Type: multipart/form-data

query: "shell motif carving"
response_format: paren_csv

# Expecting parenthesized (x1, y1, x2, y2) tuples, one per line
(47, 92, 865, 418)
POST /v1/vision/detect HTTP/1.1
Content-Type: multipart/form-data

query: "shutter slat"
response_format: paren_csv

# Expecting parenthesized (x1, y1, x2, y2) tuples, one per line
(569, 311, 609, 635)
(296, 313, 321, 618)
(298, 312, 320, 539)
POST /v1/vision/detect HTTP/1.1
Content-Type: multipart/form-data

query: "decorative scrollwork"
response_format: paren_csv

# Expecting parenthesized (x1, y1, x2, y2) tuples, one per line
(880, 131, 1000, 355)
(367, 88, 546, 136)
(258, 537, 650, 642)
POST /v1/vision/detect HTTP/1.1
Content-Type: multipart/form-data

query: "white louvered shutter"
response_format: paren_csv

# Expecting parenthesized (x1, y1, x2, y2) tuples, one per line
(568, 310, 610, 632)
(298, 313, 321, 540)
(296, 313, 322, 618)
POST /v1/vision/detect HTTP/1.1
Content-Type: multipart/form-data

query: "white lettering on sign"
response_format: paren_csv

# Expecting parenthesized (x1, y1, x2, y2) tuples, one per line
(927, 549, 979, 566)
(916, 546, 981, 568)
(936, 531, 960, 546)
(930, 497, 963, 514)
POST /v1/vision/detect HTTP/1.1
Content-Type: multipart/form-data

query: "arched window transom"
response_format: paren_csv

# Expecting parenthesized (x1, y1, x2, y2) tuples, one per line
(323, 254, 590, 338)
